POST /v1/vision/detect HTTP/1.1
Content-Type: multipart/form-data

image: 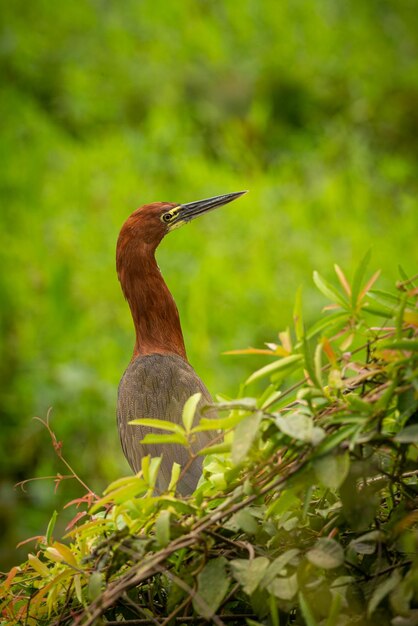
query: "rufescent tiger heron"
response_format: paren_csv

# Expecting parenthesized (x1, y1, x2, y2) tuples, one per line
(116, 191, 247, 494)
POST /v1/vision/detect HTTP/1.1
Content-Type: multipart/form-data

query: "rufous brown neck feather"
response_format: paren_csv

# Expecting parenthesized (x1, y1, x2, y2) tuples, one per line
(116, 203, 187, 361)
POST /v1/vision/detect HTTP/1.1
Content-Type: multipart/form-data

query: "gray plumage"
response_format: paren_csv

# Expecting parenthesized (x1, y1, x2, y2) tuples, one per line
(117, 353, 214, 494)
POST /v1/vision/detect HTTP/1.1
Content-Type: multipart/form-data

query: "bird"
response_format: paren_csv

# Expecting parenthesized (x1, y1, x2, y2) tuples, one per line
(116, 191, 247, 494)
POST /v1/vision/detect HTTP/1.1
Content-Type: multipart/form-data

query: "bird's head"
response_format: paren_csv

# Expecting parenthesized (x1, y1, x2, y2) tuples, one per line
(117, 191, 247, 257)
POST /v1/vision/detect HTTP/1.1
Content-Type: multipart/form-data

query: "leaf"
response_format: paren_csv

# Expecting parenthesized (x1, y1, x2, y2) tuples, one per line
(276, 413, 325, 445)
(349, 530, 384, 555)
(140, 433, 188, 446)
(246, 355, 303, 385)
(45, 541, 77, 566)
(46, 510, 58, 544)
(262, 549, 300, 587)
(197, 442, 231, 455)
(358, 269, 381, 301)
(334, 264, 351, 297)
(229, 509, 259, 534)
(212, 398, 258, 411)
(314, 342, 323, 388)
(394, 424, 418, 443)
(28, 554, 49, 577)
(194, 412, 246, 432)
(381, 340, 418, 352)
(351, 249, 371, 307)
(266, 491, 300, 518)
(313, 452, 350, 489)
(232, 411, 262, 464)
(306, 538, 344, 569)
(322, 337, 337, 366)
(367, 570, 402, 616)
(306, 310, 348, 339)
(313, 424, 359, 457)
(155, 510, 170, 547)
(74, 574, 83, 604)
(302, 334, 321, 388)
(148, 456, 163, 488)
(129, 418, 185, 434)
(279, 328, 292, 353)
(90, 479, 147, 511)
(193, 557, 229, 619)
(224, 347, 287, 356)
(299, 592, 319, 626)
(88, 572, 103, 602)
(182, 392, 201, 432)
(313, 271, 348, 307)
(267, 573, 298, 600)
(168, 462, 181, 492)
(230, 557, 270, 596)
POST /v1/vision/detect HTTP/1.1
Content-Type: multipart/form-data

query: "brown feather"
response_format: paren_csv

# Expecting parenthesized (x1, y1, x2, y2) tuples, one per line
(117, 354, 214, 494)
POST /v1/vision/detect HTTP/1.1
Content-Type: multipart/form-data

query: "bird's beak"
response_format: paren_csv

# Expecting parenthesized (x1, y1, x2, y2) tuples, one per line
(164, 191, 248, 230)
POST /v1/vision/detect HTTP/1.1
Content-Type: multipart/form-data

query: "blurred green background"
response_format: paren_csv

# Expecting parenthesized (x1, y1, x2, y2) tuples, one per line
(1, 0, 417, 568)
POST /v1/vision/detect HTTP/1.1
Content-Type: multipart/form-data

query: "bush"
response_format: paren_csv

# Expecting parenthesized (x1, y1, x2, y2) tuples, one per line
(2, 259, 418, 625)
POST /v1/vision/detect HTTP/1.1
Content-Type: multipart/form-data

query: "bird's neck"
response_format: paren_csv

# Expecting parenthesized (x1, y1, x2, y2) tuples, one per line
(120, 247, 187, 362)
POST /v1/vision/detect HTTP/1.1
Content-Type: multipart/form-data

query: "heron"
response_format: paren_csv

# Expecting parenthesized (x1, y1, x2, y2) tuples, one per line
(116, 191, 246, 494)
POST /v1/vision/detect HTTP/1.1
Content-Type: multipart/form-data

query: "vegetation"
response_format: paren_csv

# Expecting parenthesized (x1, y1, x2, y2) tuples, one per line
(2, 262, 417, 625)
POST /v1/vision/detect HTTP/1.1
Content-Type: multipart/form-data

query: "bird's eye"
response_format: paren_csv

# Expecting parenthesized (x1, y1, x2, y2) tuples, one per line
(162, 213, 173, 223)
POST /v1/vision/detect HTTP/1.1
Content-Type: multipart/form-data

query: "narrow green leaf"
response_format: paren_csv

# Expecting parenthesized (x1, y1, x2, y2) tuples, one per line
(367, 570, 402, 616)
(141, 454, 150, 483)
(88, 572, 103, 602)
(193, 557, 229, 619)
(168, 462, 181, 492)
(302, 335, 321, 388)
(306, 310, 348, 340)
(313, 271, 348, 307)
(368, 289, 400, 306)
(246, 355, 303, 385)
(182, 392, 201, 433)
(141, 433, 188, 446)
(381, 340, 418, 352)
(313, 424, 359, 457)
(46, 510, 58, 544)
(299, 592, 319, 626)
(148, 456, 162, 487)
(193, 411, 246, 432)
(212, 398, 258, 410)
(314, 342, 323, 388)
(232, 411, 262, 464)
(197, 442, 231, 455)
(398, 264, 410, 283)
(155, 510, 170, 547)
(325, 591, 342, 626)
(129, 418, 185, 434)
(351, 249, 371, 307)
(307, 538, 344, 569)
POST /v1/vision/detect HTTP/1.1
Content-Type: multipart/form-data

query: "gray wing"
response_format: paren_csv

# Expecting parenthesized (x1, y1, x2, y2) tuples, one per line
(117, 353, 215, 494)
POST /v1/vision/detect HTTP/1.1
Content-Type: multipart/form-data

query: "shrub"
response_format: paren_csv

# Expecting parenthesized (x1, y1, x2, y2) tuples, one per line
(2, 258, 418, 625)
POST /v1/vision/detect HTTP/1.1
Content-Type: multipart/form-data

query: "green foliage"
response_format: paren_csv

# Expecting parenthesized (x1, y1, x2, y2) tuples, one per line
(1, 0, 418, 567)
(2, 267, 418, 625)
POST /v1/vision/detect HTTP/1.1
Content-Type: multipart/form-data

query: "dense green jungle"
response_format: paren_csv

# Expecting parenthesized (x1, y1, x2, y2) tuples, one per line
(0, 0, 417, 599)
